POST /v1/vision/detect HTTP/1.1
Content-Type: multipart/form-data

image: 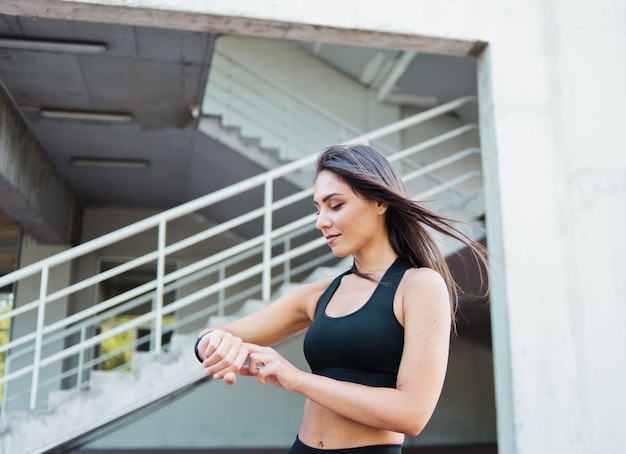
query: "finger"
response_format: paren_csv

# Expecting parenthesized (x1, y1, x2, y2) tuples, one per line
(204, 336, 244, 373)
(201, 333, 229, 367)
(248, 352, 272, 381)
(223, 372, 237, 385)
(244, 343, 265, 353)
(213, 347, 249, 379)
(255, 366, 268, 385)
(200, 330, 229, 365)
(246, 354, 262, 375)
(197, 333, 216, 363)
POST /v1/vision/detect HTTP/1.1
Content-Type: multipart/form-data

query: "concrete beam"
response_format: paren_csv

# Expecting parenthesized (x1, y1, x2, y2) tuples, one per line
(1, 0, 486, 57)
(0, 89, 80, 243)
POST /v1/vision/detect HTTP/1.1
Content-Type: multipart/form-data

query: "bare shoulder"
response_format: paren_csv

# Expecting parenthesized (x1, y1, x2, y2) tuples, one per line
(398, 267, 451, 321)
(402, 267, 448, 293)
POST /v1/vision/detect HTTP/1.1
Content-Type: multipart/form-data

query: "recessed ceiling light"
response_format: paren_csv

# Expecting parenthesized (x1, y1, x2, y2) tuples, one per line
(40, 109, 133, 123)
(69, 158, 149, 169)
(0, 38, 107, 54)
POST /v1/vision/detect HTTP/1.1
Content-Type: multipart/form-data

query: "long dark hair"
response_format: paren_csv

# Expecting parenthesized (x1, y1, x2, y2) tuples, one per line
(316, 144, 489, 324)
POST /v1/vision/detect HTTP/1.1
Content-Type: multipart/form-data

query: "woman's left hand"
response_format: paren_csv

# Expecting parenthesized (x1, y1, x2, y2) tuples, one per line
(240, 343, 303, 391)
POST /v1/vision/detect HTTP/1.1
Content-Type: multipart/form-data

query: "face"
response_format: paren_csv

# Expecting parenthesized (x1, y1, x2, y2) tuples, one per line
(313, 170, 388, 258)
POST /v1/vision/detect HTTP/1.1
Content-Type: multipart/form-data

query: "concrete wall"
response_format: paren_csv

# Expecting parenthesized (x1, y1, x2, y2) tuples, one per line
(4, 0, 625, 452)
(0, 90, 79, 243)
(214, 35, 401, 147)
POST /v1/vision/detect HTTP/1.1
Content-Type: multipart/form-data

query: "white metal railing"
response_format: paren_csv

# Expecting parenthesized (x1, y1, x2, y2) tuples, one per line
(203, 51, 398, 161)
(0, 96, 483, 429)
(202, 52, 474, 197)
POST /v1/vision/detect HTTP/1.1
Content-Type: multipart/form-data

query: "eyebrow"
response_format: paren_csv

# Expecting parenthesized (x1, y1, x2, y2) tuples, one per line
(313, 192, 343, 205)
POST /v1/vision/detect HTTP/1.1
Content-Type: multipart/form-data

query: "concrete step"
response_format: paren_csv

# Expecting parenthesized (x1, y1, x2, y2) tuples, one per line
(0, 335, 205, 454)
(197, 115, 315, 190)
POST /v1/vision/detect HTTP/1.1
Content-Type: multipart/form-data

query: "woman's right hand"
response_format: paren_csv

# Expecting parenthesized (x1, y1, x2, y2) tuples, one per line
(196, 329, 249, 385)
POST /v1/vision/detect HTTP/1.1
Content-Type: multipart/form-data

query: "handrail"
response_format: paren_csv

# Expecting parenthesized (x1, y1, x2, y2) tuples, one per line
(204, 51, 401, 161)
(207, 51, 365, 144)
(213, 51, 362, 137)
(0, 96, 482, 426)
(345, 96, 477, 146)
(203, 51, 477, 201)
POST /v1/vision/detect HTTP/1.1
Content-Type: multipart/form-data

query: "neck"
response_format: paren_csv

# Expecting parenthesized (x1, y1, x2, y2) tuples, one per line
(352, 253, 398, 276)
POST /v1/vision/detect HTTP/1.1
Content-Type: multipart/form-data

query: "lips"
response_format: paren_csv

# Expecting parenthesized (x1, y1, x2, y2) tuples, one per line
(325, 234, 339, 245)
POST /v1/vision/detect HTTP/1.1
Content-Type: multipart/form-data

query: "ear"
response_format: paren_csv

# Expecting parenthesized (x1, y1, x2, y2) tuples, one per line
(376, 201, 389, 215)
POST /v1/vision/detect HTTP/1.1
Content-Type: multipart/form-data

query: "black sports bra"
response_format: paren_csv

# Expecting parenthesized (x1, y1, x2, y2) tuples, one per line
(303, 258, 412, 388)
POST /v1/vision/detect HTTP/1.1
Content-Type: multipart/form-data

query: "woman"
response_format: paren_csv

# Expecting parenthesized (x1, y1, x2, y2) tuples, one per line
(194, 144, 488, 453)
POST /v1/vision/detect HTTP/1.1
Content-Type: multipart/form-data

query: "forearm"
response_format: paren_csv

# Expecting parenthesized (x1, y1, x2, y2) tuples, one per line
(200, 318, 305, 347)
(197, 285, 316, 346)
(294, 372, 430, 436)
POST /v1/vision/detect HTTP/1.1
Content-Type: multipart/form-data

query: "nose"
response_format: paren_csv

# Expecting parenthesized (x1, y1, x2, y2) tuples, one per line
(315, 209, 331, 231)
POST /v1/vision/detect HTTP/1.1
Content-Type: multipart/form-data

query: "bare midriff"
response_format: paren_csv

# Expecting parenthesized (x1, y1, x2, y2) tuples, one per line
(297, 399, 404, 449)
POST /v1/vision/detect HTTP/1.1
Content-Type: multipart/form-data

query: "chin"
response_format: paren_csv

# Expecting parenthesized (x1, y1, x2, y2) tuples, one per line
(331, 249, 352, 258)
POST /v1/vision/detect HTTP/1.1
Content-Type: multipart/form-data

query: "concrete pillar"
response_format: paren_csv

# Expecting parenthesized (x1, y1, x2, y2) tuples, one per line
(0, 89, 80, 243)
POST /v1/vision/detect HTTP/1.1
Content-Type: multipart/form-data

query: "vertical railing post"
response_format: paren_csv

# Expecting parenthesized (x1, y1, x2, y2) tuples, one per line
(218, 266, 225, 316)
(262, 175, 273, 302)
(77, 325, 86, 389)
(154, 218, 166, 353)
(283, 236, 292, 284)
(30, 265, 49, 410)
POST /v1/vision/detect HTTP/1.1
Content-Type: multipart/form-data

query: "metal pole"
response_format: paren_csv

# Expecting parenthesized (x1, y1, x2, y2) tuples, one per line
(30, 265, 49, 410)
(218, 266, 225, 316)
(154, 219, 166, 352)
(262, 176, 273, 302)
(77, 325, 86, 389)
(283, 237, 292, 284)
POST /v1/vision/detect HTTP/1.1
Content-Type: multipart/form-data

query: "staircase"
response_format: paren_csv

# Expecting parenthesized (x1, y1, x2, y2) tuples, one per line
(0, 333, 203, 453)
(201, 51, 369, 164)
(200, 53, 483, 218)
(0, 93, 485, 453)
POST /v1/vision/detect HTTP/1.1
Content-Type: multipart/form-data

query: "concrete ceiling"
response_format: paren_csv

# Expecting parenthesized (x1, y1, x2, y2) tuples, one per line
(0, 14, 221, 209)
(292, 41, 478, 116)
(0, 13, 478, 241)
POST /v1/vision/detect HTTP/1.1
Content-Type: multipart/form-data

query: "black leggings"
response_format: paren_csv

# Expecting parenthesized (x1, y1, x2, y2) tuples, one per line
(288, 436, 402, 453)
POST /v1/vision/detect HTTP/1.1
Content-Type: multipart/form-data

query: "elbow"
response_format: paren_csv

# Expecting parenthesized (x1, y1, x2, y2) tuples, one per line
(404, 423, 426, 438)
(396, 413, 430, 437)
